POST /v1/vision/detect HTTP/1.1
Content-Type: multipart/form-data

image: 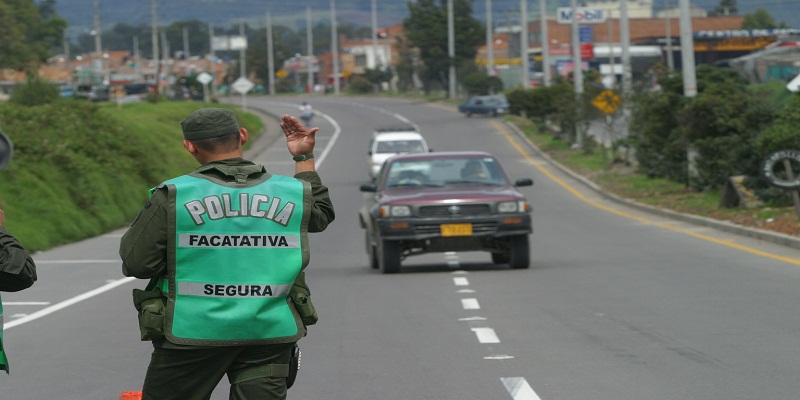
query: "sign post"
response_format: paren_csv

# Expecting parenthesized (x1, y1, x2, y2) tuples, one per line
(231, 77, 254, 111)
(197, 72, 213, 103)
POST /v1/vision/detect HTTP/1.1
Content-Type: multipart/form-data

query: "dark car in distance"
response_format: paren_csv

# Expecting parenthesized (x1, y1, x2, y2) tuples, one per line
(359, 151, 533, 273)
(457, 94, 510, 117)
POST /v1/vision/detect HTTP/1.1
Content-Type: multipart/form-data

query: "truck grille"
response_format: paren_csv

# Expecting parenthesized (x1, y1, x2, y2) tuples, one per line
(418, 204, 491, 217)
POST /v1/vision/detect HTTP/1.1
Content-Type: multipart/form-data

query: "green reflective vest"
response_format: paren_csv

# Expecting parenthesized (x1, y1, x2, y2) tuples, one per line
(161, 173, 311, 346)
(0, 297, 7, 373)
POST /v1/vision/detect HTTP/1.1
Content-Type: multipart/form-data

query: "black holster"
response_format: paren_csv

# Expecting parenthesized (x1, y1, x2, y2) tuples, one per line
(287, 343, 301, 389)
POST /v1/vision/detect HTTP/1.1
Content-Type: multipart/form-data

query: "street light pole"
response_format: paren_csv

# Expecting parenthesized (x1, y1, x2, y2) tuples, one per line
(266, 12, 275, 95)
(306, 6, 314, 92)
(540, 0, 551, 87)
(447, 0, 456, 99)
(331, 0, 340, 94)
(486, 0, 494, 78)
(520, 0, 529, 89)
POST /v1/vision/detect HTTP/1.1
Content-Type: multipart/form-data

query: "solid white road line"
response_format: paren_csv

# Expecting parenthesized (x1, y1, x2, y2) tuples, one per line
(2, 302, 50, 306)
(34, 259, 119, 264)
(501, 377, 542, 400)
(5, 277, 136, 330)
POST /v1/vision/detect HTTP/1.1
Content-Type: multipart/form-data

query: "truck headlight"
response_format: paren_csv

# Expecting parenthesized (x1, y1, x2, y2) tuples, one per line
(498, 201, 527, 213)
(379, 205, 412, 217)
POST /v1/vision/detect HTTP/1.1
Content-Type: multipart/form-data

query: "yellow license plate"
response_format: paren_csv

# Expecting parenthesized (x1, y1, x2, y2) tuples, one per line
(440, 223, 473, 237)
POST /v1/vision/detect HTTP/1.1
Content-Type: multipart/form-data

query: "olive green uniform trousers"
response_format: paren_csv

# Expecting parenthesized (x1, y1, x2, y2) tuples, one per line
(142, 341, 294, 400)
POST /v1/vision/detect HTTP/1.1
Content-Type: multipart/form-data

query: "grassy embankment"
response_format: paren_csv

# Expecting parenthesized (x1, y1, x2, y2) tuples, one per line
(0, 100, 263, 252)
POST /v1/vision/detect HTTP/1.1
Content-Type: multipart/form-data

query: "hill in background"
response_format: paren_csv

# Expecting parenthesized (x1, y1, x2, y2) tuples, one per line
(57, 0, 798, 40)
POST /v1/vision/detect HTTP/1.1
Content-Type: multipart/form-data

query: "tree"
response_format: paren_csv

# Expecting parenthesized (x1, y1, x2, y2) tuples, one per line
(461, 71, 502, 95)
(246, 25, 297, 89)
(741, 8, 785, 30)
(0, 0, 66, 73)
(710, 0, 737, 16)
(404, 0, 484, 94)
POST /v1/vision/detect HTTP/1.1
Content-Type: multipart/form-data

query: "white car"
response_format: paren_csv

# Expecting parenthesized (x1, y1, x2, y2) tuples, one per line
(367, 128, 430, 179)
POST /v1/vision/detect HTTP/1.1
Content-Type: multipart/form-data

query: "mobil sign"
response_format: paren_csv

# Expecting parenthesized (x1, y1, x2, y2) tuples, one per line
(557, 7, 607, 24)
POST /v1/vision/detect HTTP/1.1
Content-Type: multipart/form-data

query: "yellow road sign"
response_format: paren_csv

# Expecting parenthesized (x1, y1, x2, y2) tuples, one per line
(592, 89, 622, 114)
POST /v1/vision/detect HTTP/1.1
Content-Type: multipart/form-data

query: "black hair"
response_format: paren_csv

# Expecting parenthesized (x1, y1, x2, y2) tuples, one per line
(190, 131, 239, 153)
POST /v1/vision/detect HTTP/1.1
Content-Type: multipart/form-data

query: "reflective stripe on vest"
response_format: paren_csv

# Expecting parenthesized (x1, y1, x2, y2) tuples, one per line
(163, 173, 309, 344)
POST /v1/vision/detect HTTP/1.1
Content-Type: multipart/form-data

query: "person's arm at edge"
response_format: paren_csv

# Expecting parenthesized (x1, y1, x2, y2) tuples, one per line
(0, 226, 37, 292)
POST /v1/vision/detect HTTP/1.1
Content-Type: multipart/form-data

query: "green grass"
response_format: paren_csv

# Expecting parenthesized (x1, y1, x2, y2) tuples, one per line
(0, 100, 264, 251)
(508, 115, 734, 216)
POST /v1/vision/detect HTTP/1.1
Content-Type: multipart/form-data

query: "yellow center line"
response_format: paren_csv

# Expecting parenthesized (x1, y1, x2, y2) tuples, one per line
(490, 120, 800, 266)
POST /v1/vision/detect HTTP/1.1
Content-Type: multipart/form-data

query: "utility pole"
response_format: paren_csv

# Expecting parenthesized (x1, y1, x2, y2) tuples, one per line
(608, 17, 615, 89)
(306, 6, 314, 92)
(208, 23, 214, 57)
(371, 0, 379, 68)
(239, 20, 246, 79)
(183, 26, 189, 59)
(486, 0, 494, 78)
(520, 0, 529, 89)
(93, 0, 102, 57)
(63, 33, 71, 73)
(151, 0, 159, 93)
(447, 0, 456, 99)
(331, 0, 340, 94)
(93, 0, 102, 83)
(540, 0, 551, 86)
(665, 0, 674, 72)
(570, 0, 583, 147)
(133, 36, 140, 79)
(679, 0, 696, 97)
(570, 0, 583, 96)
(621, 0, 631, 96)
(266, 12, 275, 95)
(620, 0, 632, 155)
(679, 0, 698, 183)
(161, 31, 170, 79)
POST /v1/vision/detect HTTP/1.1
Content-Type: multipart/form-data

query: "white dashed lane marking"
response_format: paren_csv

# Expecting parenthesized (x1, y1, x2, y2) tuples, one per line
(461, 298, 480, 310)
(501, 377, 542, 400)
(453, 277, 469, 286)
(471, 327, 500, 343)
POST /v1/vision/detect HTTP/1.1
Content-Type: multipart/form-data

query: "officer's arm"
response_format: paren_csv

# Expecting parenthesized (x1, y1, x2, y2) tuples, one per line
(119, 189, 168, 278)
(0, 227, 37, 292)
(295, 171, 335, 233)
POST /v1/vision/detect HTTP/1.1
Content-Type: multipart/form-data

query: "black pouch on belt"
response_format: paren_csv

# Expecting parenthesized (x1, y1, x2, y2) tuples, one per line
(287, 343, 301, 389)
(289, 272, 318, 326)
(132, 279, 165, 341)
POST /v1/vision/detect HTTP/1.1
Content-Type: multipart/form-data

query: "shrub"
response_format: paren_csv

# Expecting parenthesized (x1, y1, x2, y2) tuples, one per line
(9, 78, 59, 106)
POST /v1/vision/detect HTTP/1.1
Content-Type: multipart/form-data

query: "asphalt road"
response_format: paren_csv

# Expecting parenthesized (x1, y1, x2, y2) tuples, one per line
(3, 96, 800, 400)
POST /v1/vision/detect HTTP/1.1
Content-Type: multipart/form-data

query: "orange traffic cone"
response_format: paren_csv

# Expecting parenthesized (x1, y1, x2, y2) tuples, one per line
(120, 391, 142, 400)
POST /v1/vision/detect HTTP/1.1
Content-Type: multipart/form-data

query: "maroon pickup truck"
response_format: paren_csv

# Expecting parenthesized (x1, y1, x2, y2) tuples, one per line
(359, 151, 533, 273)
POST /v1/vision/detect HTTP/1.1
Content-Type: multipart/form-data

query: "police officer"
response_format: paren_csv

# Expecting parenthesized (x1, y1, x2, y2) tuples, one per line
(119, 108, 335, 400)
(0, 208, 38, 374)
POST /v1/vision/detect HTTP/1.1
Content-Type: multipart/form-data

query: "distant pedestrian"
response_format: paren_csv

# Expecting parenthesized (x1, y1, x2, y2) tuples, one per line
(299, 101, 313, 125)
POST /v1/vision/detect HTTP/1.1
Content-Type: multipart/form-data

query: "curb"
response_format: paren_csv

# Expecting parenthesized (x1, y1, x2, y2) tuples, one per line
(504, 121, 800, 251)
